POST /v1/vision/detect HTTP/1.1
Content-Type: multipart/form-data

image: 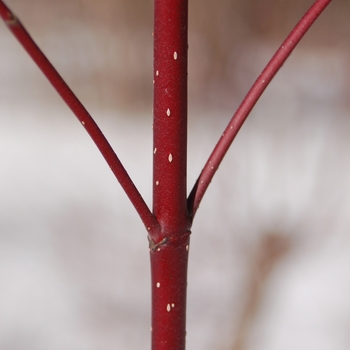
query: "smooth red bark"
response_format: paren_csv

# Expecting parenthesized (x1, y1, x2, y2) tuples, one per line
(187, 0, 334, 219)
(151, 0, 190, 349)
(149, 232, 190, 350)
(0, 0, 335, 349)
(153, 0, 189, 236)
(0, 0, 161, 237)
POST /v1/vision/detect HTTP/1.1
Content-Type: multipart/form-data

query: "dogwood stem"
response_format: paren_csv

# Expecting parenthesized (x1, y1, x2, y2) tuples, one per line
(151, 0, 190, 349)
(0, 0, 161, 237)
(187, 0, 334, 219)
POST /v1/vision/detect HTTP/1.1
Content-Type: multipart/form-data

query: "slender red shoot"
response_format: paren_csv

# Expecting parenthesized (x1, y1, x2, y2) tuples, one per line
(0, 0, 160, 237)
(187, 0, 334, 219)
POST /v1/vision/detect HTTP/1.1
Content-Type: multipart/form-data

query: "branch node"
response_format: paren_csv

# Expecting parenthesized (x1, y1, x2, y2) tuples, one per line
(5, 12, 18, 26)
(148, 236, 168, 251)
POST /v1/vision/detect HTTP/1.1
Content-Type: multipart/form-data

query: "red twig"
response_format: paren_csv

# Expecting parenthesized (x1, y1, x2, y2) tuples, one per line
(151, 0, 190, 349)
(187, 0, 334, 219)
(0, 0, 335, 349)
(0, 0, 161, 237)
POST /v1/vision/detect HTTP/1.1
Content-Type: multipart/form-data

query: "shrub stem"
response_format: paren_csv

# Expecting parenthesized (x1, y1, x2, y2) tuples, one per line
(0, 0, 160, 236)
(151, 0, 190, 348)
(187, 0, 334, 219)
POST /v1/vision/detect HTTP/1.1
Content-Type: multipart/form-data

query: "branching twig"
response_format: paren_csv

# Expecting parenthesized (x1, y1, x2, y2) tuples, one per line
(0, 0, 161, 237)
(187, 0, 333, 219)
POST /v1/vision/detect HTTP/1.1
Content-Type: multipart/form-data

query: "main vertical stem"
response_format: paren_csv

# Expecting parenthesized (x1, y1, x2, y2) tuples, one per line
(151, 0, 190, 349)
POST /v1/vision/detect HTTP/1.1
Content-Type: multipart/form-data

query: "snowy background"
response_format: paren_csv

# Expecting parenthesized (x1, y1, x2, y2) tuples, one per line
(1, 1, 350, 349)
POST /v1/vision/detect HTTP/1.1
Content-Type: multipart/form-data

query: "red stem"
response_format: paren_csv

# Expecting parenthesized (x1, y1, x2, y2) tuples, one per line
(151, 0, 190, 349)
(1, 0, 335, 348)
(0, 0, 161, 237)
(187, 0, 334, 219)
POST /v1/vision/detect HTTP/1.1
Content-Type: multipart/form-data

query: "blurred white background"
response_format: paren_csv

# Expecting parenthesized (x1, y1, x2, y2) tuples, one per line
(0, 0, 350, 349)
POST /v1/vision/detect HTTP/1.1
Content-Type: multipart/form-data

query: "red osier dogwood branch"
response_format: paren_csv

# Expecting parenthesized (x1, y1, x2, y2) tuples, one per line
(151, 1, 190, 348)
(187, 0, 334, 219)
(0, 0, 333, 349)
(0, 0, 161, 239)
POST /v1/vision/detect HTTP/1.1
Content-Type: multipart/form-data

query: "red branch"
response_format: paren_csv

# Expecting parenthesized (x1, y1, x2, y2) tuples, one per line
(151, 0, 190, 349)
(0, 0, 161, 237)
(0, 0, 336, 349)
(153, 0, 190, 239)
(187, 0, 334, 219)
